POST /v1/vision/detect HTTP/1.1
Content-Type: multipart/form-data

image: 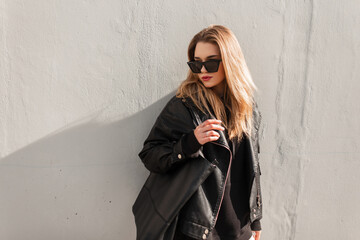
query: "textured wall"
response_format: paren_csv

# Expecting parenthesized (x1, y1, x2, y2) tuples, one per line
(1, 0, 359, 239)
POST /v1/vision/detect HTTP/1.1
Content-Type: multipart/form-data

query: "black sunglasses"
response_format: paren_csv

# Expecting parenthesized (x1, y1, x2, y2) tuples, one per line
(187, 59, 222, 73)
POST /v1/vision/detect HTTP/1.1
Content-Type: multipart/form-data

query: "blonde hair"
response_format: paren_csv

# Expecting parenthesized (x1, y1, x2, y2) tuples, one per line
(176, 24, 258, 143)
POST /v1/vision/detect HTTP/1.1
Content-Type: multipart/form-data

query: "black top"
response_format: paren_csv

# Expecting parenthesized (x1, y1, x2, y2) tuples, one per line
(207, 128, 252, 240)
(177, 100, 261, 240)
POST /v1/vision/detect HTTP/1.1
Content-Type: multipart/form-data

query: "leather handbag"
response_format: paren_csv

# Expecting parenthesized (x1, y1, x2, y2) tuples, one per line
(132, 155, 216, 240)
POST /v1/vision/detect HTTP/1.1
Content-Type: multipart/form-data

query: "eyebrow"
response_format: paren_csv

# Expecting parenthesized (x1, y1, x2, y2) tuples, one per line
(194, 55, 219, 60)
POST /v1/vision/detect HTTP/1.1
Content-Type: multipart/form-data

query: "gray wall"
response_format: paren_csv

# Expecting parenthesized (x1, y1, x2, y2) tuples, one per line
(1, 0, 359, 239)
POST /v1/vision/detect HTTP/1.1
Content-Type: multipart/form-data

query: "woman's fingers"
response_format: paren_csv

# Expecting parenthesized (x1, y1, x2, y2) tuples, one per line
(205, 130, 220, 136)
(253, 231, 261, 240)
(204, 135, 220, 142)
(204, 123, 225, 132)
(201, 119, 224, 131)
(194, 119, 225, 145)
(202, 119, 222, 126)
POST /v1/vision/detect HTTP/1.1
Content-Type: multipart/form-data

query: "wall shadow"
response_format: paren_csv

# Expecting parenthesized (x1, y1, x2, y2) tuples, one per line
(0, 90, 177, 239)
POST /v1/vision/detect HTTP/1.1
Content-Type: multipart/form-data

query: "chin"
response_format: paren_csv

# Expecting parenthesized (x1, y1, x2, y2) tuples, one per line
(201, 80, 214, 86)
(202, 83, 214, 89)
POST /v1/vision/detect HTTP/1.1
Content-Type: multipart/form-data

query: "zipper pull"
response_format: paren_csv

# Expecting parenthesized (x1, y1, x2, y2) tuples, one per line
(257, 195, 261, 207)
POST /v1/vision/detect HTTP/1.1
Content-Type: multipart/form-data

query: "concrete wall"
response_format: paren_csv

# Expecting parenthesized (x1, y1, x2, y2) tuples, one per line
(1, 0, 359, 239)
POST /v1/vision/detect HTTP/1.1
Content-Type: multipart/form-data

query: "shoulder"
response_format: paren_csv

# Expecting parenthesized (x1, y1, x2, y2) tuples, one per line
(156, 94, 194, 127)
(168, 94, 185, 105)
(252, 100, 260, 116)
(252, 100, 262, 129)
(162, 95, 188, 113)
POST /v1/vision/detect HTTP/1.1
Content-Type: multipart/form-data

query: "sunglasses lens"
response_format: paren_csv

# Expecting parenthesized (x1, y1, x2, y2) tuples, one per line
(188, 62, 202, 73)
(204, 61, 220, 73)
(187, 60, 221, 73)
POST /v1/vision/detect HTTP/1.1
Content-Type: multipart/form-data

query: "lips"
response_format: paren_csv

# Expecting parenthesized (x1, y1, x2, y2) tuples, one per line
(201, 76, 212, 81)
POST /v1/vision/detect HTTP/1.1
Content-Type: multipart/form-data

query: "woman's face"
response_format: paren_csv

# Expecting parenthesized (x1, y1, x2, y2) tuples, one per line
(194, 41, 226, 97)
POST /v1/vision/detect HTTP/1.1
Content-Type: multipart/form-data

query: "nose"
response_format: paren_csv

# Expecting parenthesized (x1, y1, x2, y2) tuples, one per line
(200, 64, 207, 73)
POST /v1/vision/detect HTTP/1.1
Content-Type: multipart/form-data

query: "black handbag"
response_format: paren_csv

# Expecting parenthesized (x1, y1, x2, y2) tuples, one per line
(132, 156, 216, 240)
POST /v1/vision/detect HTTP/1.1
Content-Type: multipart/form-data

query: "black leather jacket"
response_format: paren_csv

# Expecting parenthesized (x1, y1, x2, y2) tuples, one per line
(132, 95, 263, 240)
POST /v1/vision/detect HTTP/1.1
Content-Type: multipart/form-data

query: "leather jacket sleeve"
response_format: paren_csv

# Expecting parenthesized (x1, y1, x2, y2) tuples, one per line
(250, 101, 263, 231)
(138, 97, 202, 174)
(250, 219, 261, 231)
(181, 129, 202, 157)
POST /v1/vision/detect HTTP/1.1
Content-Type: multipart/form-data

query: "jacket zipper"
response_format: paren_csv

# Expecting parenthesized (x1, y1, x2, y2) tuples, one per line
(184, 98, 261, 223)
(183, 99, 236, 224)
(210, 141, 233, 226)
(252, 136, 262, 208)
(183, 98, 261, 229)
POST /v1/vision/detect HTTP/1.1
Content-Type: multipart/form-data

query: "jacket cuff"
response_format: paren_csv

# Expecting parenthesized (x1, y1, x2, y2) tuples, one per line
(181, 130, 202, 158)
(250, 219, 261, 231)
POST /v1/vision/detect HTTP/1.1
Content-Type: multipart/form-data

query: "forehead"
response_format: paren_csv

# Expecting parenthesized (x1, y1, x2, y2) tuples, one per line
(194, 42, 220, 59)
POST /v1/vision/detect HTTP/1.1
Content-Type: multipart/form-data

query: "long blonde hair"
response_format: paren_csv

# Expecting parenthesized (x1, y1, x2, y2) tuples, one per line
(176, 24, 258, 143)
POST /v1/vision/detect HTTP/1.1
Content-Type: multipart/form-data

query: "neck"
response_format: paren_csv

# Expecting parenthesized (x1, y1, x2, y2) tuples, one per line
(212, 81, 225, 98)
(214, 90, 224, 99)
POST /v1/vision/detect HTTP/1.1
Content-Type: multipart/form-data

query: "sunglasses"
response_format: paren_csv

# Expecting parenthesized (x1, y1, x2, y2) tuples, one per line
(187, 59, 222, 73)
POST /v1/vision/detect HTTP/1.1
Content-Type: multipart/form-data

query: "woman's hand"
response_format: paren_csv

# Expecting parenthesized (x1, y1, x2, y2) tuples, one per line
(252, 231, 261, 240)
(194, 119, 225, 145)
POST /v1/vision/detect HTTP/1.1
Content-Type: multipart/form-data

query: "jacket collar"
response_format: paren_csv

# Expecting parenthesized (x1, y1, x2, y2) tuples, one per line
(181, 96, 230, 150)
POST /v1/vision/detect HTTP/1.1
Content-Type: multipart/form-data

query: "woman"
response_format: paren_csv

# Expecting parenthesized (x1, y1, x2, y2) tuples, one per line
(133, 25, 263, 240)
